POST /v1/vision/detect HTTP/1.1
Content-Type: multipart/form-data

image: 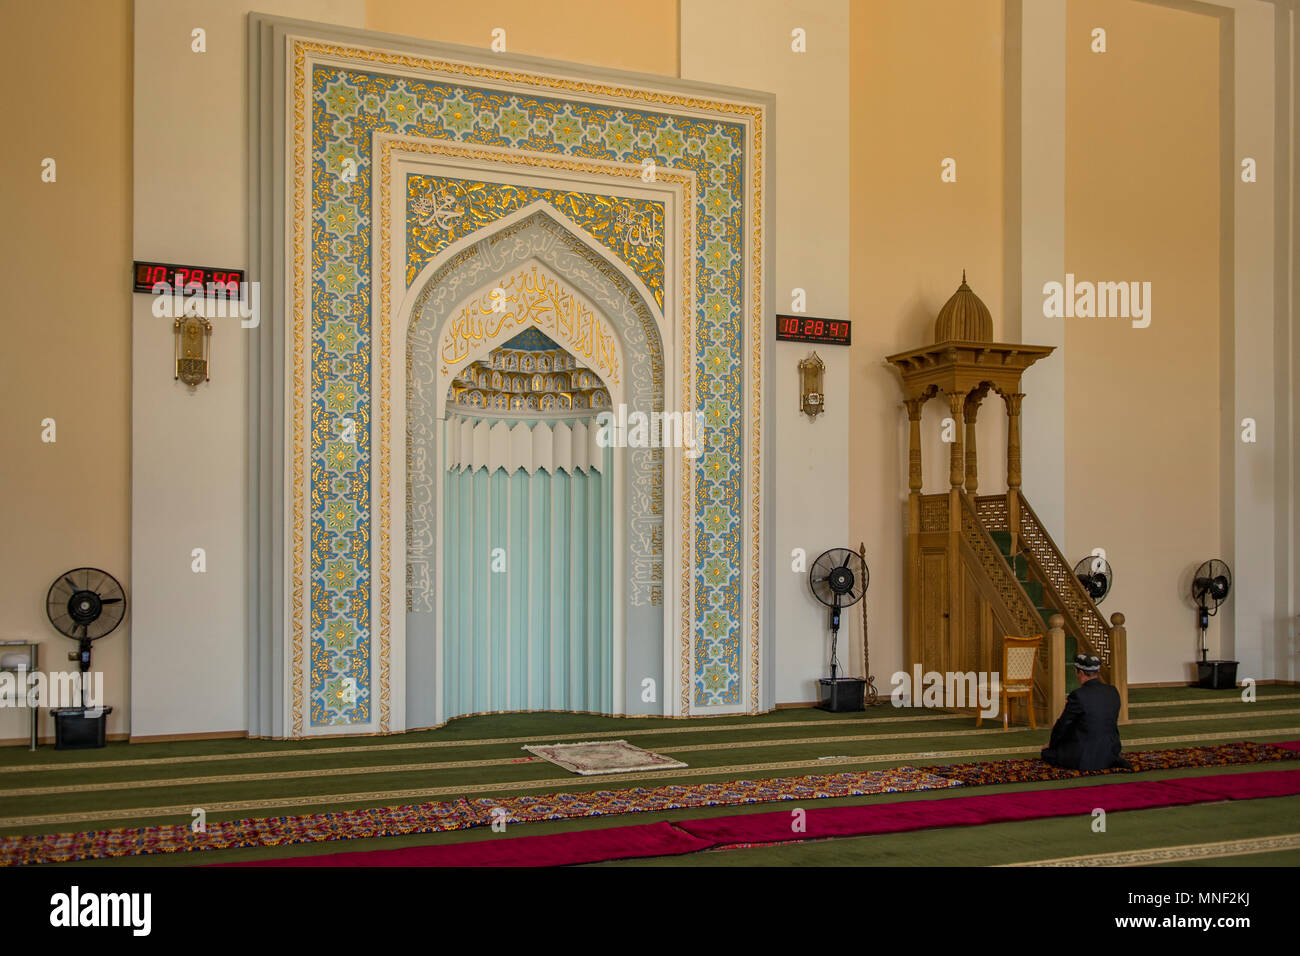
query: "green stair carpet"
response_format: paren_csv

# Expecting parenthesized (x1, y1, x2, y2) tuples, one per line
(990, 529, 1078, 691)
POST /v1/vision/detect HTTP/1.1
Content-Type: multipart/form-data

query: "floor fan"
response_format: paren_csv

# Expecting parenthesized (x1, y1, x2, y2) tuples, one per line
(809, 547, 869, 712)
(1190, 558, 1235, 689)
(45, 568, 125, 748)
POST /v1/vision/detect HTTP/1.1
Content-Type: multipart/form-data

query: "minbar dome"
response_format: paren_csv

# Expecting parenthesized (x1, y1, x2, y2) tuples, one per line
(934, 271, 993, 344)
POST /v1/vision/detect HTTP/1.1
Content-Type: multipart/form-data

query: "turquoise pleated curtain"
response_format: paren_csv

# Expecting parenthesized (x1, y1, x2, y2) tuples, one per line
(442, 419, 613, 718)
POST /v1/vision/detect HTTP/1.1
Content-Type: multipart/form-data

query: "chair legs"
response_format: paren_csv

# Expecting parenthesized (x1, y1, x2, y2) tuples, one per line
(1000, 692, 1038, 730)
(980, 689, 1039, 731)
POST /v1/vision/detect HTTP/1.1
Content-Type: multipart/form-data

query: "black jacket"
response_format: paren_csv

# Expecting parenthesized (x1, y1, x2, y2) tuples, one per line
(1041, 678, 1127, 771)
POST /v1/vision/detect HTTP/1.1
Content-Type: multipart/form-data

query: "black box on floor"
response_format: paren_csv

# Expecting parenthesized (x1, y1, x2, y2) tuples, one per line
(1197, 660, 1238, 690)
(817, 678, 865, 712)
(50, 706, 113, 750)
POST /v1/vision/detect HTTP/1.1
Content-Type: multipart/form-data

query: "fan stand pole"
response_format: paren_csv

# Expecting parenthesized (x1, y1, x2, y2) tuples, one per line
(829, 599, 840, 683)
(79, 625, 88, 710)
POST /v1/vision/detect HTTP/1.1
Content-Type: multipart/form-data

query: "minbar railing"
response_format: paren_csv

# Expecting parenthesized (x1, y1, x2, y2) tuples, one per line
(958, 493, 1053, 719)
(959, 494, 1043, 640)
(973, 491, 1129, 723)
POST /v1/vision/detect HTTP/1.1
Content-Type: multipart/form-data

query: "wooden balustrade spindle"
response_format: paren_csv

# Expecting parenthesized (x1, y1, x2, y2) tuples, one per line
(1047, 613, 1066, 725)
(1111, 611, 1129, 724)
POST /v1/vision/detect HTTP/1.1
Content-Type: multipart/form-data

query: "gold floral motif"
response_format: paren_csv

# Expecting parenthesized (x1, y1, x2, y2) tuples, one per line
(407, 177, 665, 307)
(292, 43, 307, 738)
(299, 40, 766, 124)
(293, 37, 764, 729)
(680, 190, 694, 716)
(379, 149, 392, 733)
(749, 110, 765, 714)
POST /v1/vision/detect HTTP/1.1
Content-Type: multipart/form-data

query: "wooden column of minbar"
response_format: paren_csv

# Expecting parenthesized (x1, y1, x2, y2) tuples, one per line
(1004, 391, 1024, 553)
(904, 396, 925, 671)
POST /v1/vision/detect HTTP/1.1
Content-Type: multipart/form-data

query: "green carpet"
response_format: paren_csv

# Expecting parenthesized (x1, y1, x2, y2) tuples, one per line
(590, 794, 1300, 867)
(2, 685, 1294, 866)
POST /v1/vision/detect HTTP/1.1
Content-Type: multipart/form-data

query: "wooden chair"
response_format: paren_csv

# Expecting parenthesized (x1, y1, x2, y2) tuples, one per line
(976, 635, 1042, 730)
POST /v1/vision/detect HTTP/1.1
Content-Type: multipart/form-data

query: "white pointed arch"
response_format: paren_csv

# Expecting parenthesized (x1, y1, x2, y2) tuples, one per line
(397, 200, 675, 726)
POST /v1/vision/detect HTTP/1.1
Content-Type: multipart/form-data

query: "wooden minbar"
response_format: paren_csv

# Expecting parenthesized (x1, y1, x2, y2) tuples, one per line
(886, 274, 1126, 724)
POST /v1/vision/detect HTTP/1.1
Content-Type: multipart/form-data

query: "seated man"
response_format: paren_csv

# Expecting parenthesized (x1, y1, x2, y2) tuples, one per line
(1041, 654, 1131, 771)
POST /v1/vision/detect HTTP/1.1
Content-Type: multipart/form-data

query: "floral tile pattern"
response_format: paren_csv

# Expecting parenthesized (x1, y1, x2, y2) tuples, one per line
(309, 60, 749, 725)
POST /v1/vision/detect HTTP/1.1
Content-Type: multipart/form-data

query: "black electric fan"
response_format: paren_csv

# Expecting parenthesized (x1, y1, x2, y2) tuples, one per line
(1191, 558, 1232, 662)
(809, 548, 869, 683)
(45, 568, 126, 707)
(1073, 554, 1113, 605)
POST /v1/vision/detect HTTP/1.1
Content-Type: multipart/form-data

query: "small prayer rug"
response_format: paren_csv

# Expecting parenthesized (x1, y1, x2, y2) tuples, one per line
(522, 739, 688, 775)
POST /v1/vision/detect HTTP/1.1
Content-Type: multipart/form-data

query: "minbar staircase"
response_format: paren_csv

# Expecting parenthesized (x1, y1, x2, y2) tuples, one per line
(974, 491, 1129, 725)
(905, 489, 1129, 727)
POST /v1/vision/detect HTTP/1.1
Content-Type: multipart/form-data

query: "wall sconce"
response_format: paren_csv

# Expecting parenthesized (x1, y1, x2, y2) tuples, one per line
(798, 351, 825, 419)
(174, 314, 212, 388)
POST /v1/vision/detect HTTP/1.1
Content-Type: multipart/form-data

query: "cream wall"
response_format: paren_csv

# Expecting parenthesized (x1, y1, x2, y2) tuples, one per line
(1218, 0, 1287, 685)
(0, 0, 132, 742)
(680, 0, 851, 704)
(1063, 0, 1222, 684)
(129, 0, 367, 739)
(1010, 0, 1067, 539)
(849, 0, 1008, 691)
(2, 0, 1290, 746)
(365, 0, 680, 74)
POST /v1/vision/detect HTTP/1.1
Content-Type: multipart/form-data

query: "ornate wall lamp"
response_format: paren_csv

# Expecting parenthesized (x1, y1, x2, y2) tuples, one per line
(798, 351, 825, 419)
(174, 314, 212, 388)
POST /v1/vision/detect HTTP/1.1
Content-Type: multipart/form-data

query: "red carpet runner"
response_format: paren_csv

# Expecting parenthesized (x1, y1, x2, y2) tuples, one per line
(226, 766, 1300, 867)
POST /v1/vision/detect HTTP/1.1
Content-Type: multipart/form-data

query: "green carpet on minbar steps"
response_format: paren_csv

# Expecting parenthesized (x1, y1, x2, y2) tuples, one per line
(990, 529, 1079, 693)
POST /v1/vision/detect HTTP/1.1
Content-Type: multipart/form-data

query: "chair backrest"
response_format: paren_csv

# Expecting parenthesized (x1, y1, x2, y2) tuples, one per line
(1002, 635, 1041, 687)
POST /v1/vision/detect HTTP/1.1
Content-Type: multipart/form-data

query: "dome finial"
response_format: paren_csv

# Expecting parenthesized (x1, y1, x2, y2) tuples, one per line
(933, 272, 993, 344)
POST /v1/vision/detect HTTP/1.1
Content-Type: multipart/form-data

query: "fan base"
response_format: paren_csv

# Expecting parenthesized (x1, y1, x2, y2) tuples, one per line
(817, 677, 866, 713)
(1195, 660, 1238, 690)
(50, 706, 113, 750)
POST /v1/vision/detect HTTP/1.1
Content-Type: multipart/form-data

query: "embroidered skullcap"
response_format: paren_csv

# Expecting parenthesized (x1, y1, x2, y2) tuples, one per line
(1074, 654, 1102, 673)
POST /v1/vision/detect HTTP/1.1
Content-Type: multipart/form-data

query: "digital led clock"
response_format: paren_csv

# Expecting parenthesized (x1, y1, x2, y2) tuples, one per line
(133, 261, 245, 295)
(776, 314, 851, 346)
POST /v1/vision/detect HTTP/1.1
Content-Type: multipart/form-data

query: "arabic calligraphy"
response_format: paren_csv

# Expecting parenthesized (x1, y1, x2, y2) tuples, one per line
(439, 266, 621, 387)
(410, 188, 465, 230)
(614, 206, 653, 248)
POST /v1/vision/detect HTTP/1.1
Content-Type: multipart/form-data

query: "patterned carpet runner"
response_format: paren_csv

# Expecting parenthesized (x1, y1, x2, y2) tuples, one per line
(924, 740, 1296, 786)
(230, 766, 1300, 867)
(0, 766, 955, 866)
